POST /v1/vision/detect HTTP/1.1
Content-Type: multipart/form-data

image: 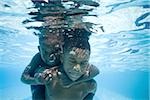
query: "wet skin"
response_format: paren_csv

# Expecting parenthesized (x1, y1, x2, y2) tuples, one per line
(21, 33, 63, 100)
(21, 53, 46, 100)
(35, 65, 97, 100)
(34, 44, 99, 100)
(45, 77, 97, 100)
(39, 38, 99, 87)
(21, 32, 63, 84)
(39, 32, 63, 66)
(22, 0, 100, 99)
(21, 43, 99, 100)
(63, 47, 90, 81)
(21, 31, 99, 100)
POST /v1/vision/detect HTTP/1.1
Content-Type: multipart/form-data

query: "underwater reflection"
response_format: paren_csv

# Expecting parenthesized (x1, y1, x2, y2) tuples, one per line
(21, 0, 100, 100)
(0, 0, 149, 100)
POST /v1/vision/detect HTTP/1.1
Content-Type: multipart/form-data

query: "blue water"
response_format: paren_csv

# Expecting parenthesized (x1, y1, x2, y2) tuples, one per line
(0, 0, 149, 100)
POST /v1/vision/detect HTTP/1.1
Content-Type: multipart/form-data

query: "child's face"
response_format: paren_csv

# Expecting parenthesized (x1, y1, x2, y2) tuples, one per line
(63, 47, 90, 81)
(39, 35, 62, 66)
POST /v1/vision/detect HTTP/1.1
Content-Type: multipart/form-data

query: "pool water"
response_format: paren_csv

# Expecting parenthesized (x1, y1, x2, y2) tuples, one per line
(0, 0, 149, 100)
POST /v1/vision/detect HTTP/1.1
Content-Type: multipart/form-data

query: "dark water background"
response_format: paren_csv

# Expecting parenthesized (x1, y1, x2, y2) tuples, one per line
(0, 0, 149, 100)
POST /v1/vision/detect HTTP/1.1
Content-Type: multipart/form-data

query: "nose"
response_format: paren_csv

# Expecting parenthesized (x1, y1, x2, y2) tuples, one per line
(55, 44, 63, 53)
(73, 64, 81, 72)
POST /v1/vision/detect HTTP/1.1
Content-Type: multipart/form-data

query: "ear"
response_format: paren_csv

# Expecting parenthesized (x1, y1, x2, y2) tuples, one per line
(38, 46, 40, 52)
(60, 53, 64, 63)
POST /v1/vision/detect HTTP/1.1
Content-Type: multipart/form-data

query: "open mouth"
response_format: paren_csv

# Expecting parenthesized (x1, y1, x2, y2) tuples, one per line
(68, 70, 83, 81)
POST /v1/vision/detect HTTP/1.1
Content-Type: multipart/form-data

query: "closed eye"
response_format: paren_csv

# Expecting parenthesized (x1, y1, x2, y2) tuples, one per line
(69, 59, 76, 64)
(80, 61, 88, 65)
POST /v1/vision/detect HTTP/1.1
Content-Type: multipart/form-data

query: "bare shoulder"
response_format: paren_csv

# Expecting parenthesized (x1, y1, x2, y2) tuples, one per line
(88, 64, 100, 77)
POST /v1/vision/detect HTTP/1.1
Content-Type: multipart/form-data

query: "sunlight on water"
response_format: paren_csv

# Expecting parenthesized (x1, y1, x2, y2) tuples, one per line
(0, 0, 149, 100)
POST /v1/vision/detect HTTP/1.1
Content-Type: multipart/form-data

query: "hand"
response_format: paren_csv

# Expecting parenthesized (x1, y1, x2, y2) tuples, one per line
(70, 47, 90, 61)
(34, 67, 61, 84)
(34, 72, 51, 84)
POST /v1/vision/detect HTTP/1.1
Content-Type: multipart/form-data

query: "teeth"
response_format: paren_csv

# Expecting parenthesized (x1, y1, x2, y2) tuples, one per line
(49, 54, 54, 58)
(49, 54, 56, 62)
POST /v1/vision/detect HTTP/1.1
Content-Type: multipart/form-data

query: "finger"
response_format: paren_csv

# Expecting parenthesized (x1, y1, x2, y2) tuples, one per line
(78, 48, 81, 55)
(79, 49, 84, 58)
(47, 69, 52, 74)
(75, 48, 79, 54)
(42, 72, 50, 79)
(48, 73, 52, 78)
(56, 69, 61, 76)
(57, 71, 61, 75)
(43, 69, 49, 73)
(41, 73, 47, 79)
(47, 77, 52, 83)
(55, 69, 58, 73)
(83, 49, 86, 55)
(43, 70, 51, 77)
(84, 50, 90, 58)
(80, 49, 85, 58)
(45, 76, 50, 82)
(45, 73, 52, 81)
(52, 71, 57, 77)
(83, 49, 89, 56)
(34, 73, 40, 78)
(76, 48, 80, 56)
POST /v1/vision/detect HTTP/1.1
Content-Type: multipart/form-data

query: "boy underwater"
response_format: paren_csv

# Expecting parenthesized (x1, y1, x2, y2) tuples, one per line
(21, 0, 100, 100)
(21, 28, 99, 100)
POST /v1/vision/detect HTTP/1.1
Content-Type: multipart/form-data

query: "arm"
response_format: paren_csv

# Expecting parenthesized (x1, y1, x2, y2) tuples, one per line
(73, 64, 99, 85)
(21, 53, 43, 85)
(21, 65, 44, 85)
